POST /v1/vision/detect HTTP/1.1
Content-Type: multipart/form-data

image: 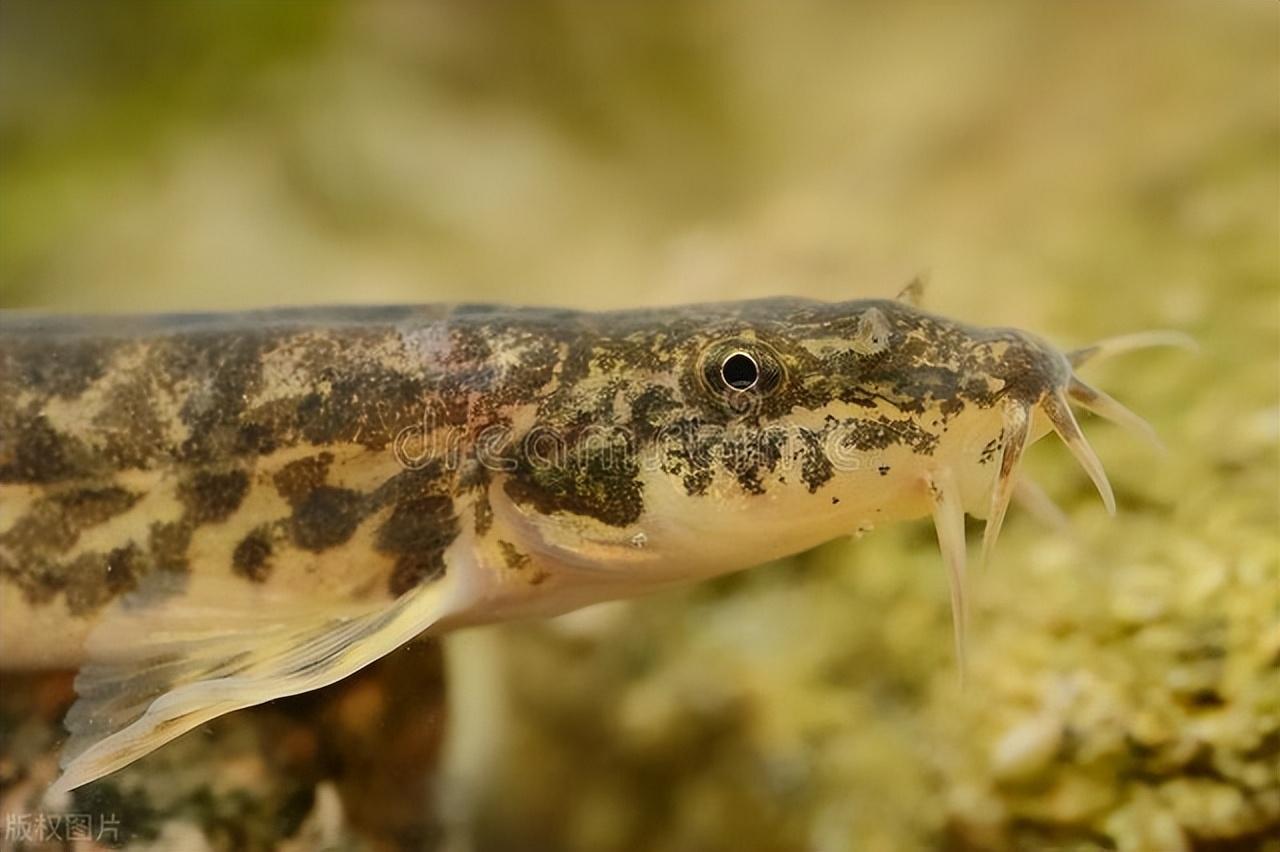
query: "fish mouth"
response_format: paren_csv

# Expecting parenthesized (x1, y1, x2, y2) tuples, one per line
(930, 328, 1194, 682)
(979, 329, 1199, 569)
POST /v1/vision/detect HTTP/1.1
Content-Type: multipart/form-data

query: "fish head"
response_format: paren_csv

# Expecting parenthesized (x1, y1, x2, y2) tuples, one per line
(632, 300, 1068, 566)
(491, 297, 1165, 600)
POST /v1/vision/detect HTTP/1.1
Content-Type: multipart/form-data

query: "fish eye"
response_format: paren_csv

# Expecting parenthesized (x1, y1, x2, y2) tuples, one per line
(699, 339, 784, 403)
(720, 351, 759, 391)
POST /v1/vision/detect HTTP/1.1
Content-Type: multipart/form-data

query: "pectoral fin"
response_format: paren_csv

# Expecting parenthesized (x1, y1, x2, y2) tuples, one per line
(49, 528, 480, 797)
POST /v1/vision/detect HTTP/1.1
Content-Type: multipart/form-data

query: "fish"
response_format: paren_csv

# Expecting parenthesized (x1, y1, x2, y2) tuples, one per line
(0, 284, 1193, 795)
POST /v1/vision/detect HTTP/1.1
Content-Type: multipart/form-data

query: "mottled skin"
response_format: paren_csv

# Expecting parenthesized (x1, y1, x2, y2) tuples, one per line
(0, 299, 1063, 668)
(2, 295, 1161, 794)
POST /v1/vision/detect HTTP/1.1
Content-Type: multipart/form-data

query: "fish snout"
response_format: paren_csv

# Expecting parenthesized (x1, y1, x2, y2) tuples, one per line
(985, 331, 1075, 407)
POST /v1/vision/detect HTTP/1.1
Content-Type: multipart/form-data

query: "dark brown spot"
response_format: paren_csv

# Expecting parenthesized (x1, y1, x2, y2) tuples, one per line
(273, 453, 334, 506)
(63, 544, 144, 615)
(839, 417, 937, 455)
(296, 367, 428, 451)
(682, 469, 714, 496)
(474, 491, 493, 536)
(8, 337, 110, 400)
(235, 421, 280, 455)
(57, 486, 144, 525)
(388, 553, 446, 597)
(376, 496, 455, 555)
(104, 543, 144, 594)
(505, 445, 644, 528)
(179, 469, 250, 524)
(498, 540, 531, 571)
(289, 486, 364, 551)
(232, 526, 275, 582)
(799, 430, 834, 493)
(0, 486, 143, 557)
(376, 495, 457, 595)
(171, 331, 272, 464)
(149, 520, 193, 574)
(91, 370, 171, 470)
(0, 414, 88, 484)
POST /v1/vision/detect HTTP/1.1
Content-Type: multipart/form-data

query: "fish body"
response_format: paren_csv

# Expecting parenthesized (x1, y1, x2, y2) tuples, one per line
(0, 294, 1178, 793)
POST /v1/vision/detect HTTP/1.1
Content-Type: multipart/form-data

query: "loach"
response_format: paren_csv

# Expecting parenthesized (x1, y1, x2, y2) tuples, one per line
(0, 284, 1192, 795)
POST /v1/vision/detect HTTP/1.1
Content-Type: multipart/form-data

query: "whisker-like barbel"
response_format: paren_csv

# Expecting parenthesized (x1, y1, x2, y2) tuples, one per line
(981, 400, 1031, 571)
(927, 467, 969, 685)
(1012, 476, 1072, 533)
(1041, 389, 1117, 516)
(1068, 376, 1164, 452)
(1066, 329, 1198, 368)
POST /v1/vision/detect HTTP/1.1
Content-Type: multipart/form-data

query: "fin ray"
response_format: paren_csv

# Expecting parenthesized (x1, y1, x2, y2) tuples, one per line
(50, 534, 477, 796)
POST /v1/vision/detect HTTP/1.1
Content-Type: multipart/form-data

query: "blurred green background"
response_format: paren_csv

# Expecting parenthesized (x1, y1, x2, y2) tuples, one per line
(1, 1, 1277, 850)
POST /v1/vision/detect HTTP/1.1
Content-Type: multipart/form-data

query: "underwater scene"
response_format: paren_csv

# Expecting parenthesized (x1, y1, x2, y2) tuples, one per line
(0, 2, 1277, 850)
